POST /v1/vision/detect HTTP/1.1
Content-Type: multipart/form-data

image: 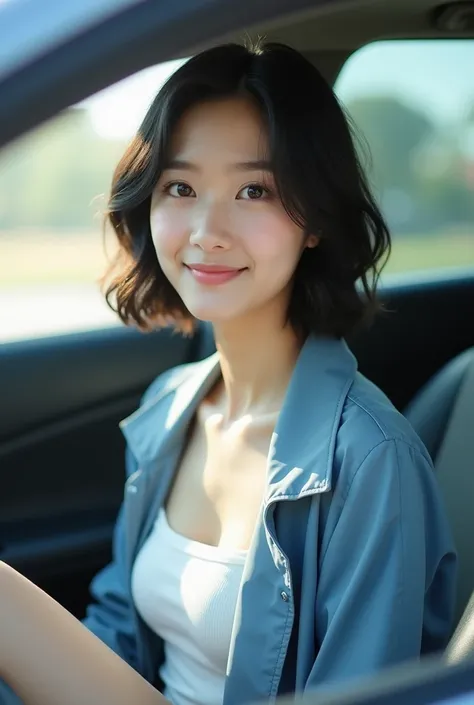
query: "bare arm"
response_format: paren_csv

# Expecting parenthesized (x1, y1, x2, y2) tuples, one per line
(0, 562, 169, 705)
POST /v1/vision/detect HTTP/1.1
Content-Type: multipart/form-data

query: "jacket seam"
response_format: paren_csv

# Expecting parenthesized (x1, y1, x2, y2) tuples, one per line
(269, 595, 294, 697)
(344, 393, 433, 463)
(346, 392, 390, 439)
(326, 377, 354, 488)
(264, 484, 331, 503)
(393, 438, 405, 658)
(318, 438, 393, 567)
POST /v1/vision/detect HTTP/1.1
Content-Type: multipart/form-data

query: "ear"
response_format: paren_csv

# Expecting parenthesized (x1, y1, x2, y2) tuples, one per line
(305, 233, 320, 249)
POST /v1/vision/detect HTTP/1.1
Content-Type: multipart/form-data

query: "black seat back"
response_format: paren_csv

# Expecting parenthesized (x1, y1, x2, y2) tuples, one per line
(405, 348, 474, 657)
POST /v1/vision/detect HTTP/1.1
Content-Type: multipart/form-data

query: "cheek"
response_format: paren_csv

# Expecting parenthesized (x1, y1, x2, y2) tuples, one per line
(149, 207, 188, 260)
(243, 210, 304, 268)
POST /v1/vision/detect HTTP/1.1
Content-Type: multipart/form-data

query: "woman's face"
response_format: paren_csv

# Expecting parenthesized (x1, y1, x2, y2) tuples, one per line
(150, 96, 318, 327)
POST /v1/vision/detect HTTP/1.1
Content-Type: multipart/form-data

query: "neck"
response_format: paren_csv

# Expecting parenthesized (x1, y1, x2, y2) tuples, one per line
(211, 305, 304, 423)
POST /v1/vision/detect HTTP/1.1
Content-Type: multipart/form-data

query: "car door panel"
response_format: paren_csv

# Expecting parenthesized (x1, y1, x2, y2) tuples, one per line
(0, 326, 197, 441)
(0, 325, 207, 613)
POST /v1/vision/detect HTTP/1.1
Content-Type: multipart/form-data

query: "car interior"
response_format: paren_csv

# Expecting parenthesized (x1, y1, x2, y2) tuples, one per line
(0, 0, 474, 699)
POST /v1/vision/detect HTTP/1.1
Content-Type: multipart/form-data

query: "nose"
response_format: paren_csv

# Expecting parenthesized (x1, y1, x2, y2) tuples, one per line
(189, 200, 231, 251)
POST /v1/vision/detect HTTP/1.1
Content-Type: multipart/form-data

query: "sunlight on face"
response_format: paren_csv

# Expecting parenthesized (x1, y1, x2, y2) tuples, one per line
(150, 97, 318, 328)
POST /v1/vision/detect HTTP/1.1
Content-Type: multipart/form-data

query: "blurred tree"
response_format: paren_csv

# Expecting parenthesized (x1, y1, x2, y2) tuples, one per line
(346, 95, 434, 192)
(344, 95, 474, 234)
(0, 107, 127, 231)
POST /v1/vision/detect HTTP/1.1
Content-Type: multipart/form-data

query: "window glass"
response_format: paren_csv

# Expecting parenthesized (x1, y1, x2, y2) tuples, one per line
(0, 60, 185, 343)
(335, 40, 474, 278)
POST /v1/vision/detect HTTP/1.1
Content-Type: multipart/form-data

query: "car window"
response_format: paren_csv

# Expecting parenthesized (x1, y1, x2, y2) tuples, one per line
(0, 59, 185, 344)
(335, 39, 474, 280)
(2, 41, 473, 344)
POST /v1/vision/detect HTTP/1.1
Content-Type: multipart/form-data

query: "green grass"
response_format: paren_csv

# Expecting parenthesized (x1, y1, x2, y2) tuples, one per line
(0, 229, 473, 288)
(384, 232, 474, 274)
(0, 230, 110, 288)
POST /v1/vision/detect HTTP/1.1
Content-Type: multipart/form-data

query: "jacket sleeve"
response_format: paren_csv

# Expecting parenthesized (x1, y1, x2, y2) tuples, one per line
(80, 366, 179, 670)
(307, 438, 457, 691)
(81, 445, 140, 670)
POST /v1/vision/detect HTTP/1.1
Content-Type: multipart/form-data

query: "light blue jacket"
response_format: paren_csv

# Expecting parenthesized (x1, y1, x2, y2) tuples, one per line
(0, 336, 457, 705)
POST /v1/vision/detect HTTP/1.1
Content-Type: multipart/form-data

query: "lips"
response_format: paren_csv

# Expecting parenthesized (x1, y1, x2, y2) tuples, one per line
(185, 263, 246, 285)
(188, 264, 242, 273)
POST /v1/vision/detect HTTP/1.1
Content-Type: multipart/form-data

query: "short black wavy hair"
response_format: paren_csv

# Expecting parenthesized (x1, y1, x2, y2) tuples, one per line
(103, 41, 391, 338)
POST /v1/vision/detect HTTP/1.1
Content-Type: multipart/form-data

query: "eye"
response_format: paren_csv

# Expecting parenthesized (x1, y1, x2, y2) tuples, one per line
(164, 182, 196, 198)
(237, 183, 270, 201)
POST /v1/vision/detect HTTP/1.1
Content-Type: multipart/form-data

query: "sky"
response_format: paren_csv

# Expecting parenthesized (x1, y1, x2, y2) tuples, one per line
(82, 40, 474, 140)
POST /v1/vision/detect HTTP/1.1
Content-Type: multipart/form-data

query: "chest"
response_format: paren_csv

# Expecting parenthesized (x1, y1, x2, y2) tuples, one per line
(125, 448, 327, 704)
(131, 508, 247, 680)
(165, 405, 272, 551)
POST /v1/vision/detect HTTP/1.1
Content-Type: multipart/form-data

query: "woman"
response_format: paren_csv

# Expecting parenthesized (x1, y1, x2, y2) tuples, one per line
(0, 42, 456, 705)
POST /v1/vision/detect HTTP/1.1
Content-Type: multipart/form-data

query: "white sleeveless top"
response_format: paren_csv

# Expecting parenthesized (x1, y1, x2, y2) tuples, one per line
(131, 509, 247, 705)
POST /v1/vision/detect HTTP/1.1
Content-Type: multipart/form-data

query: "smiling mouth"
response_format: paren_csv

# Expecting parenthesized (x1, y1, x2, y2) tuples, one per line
(185, 264, 247, 285)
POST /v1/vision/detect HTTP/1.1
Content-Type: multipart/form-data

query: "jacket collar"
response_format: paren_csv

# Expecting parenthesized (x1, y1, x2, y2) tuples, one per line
(120, 335, 357, 498)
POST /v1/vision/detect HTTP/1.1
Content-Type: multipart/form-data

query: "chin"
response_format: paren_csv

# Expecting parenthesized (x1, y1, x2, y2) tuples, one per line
(185, 304, 244, 326)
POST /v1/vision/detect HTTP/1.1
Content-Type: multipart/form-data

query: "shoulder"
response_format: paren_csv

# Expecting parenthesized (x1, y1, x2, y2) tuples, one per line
(323, 375, 455, 577)
(333, 372, 434, 497)
(119, 354, 218, 468)
(343, 372, 431, 456)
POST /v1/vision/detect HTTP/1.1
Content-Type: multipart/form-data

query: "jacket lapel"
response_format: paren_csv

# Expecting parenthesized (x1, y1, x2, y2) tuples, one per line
(120, 351, 222, 559)
(224, 336, 358, 704)
(265, 335, 357, 500)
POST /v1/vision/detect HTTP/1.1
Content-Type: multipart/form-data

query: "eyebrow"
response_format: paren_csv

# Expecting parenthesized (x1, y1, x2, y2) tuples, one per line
(163, 159, 273, 172)
(234, 160, 273, 172)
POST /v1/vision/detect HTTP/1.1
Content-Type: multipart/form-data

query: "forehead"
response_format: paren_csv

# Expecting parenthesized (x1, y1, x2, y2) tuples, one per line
(169, 97, 269, 161)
